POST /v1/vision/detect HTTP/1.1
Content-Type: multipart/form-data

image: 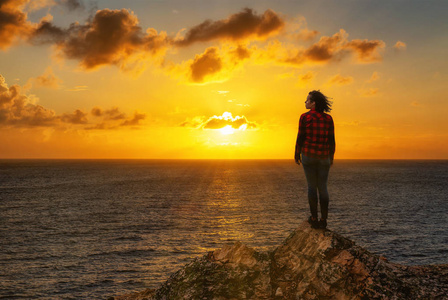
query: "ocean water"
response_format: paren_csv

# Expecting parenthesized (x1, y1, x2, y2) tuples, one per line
(1, 159, 447, 299)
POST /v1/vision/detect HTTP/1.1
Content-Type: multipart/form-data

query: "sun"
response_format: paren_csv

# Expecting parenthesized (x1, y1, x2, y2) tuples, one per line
(220, 125, 235, 135)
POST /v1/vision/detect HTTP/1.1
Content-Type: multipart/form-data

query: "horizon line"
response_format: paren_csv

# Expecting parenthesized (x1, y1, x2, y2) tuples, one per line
(1, 158, 447, 161)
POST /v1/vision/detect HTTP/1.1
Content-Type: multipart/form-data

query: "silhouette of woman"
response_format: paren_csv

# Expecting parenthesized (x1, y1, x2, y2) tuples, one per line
(295, 90, 335, 229)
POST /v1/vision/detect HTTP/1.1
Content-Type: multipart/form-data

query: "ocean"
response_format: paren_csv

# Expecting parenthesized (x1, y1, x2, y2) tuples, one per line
(1, 159, 447, 299)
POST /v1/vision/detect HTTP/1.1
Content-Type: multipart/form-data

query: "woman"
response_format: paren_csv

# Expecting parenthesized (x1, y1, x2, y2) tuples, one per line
(295, 90, 335, 229)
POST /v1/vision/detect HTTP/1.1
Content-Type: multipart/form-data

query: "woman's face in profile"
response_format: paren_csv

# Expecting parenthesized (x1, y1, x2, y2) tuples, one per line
(305, 94, 315, 109)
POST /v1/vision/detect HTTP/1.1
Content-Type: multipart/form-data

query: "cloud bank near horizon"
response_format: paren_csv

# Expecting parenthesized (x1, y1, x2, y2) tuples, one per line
(0, 75, 145, 129)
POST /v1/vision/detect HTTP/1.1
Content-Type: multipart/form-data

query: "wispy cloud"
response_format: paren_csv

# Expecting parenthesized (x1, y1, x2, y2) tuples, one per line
(327, 74, 354, 86)
(367, 71, 380, 83)
(66, 85, 88, 92)
(31, 67, 63, 89)
(358, 88, 379, 97)
(296, 71, 314, 88)
(393, 40, 407, 51)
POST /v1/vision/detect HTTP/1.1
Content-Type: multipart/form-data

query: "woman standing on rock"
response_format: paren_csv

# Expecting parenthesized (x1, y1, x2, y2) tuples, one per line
(295, 90, 335, 229)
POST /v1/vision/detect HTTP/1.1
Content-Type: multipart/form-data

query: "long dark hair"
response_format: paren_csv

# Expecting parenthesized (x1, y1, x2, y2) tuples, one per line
(309, 90, 332, 113)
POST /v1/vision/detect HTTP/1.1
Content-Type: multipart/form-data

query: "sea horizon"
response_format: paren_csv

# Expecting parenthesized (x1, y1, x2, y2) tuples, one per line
(2, 158, 448, 161)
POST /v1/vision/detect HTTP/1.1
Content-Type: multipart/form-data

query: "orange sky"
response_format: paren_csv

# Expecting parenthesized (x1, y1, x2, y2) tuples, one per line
(1, 0, 447, 159)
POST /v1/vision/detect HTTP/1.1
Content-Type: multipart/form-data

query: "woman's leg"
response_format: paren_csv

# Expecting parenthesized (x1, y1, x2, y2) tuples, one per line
(317, 158, 331, 220)
(302, 155, 319, 220)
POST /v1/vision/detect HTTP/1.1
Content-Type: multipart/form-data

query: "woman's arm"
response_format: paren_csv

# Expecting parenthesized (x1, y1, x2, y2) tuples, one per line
(295, 115, 306, 163)
(329, 117, 335, 163)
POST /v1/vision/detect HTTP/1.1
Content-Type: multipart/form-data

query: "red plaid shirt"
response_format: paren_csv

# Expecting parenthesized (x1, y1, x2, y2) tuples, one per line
(295, 108, 335, 161)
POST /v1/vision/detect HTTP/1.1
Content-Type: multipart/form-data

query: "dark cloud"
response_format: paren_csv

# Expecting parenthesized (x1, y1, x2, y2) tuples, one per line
(230, 45, 251, 61)
(32, 20, 67, 44)
(190, 47, 222, 83)
(345, 39, 385, 62)
(0, 0, 33, 49)
(176, 8, 284, 47)
(91, 106, 126, 120)
(60, 109, 88, 124)
(88, 107, 145, 129)
(120, 112, 145, 126)
(91, 106, 102, 117)
(32, 8, 169, 69)
(282, 30, 385, 66)
(304, 31, 345, 62)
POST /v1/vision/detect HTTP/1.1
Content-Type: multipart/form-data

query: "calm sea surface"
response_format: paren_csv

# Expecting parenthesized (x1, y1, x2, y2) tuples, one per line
(1, 159, 447, 299)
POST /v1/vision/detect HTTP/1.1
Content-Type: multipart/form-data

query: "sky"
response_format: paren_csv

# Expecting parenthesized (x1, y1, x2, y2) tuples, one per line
(0, 0, 447, 159)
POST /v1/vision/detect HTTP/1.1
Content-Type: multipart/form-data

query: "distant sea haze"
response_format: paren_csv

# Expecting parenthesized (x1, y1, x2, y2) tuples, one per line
(1, 159, 447, 299)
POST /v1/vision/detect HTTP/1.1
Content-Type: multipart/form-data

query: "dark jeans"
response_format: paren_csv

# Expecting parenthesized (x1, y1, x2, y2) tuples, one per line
(302, 154, 331, 220)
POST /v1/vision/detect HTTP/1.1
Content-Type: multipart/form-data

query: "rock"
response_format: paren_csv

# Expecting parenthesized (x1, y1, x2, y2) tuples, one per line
(112, 221, 448, 299)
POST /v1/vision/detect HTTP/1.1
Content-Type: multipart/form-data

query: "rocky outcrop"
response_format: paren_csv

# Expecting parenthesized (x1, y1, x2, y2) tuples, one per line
(113, 221, 448, 299)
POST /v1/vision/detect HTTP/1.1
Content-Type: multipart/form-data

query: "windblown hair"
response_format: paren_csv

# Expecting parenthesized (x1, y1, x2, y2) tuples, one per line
(309, 90, 332, 113)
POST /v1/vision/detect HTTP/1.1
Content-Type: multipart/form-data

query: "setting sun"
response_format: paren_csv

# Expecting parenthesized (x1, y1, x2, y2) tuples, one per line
(220, 125, 235, 135)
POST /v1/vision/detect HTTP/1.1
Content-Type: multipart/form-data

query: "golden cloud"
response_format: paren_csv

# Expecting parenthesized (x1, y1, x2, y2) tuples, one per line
(299, 71, 314, 82)
(358, 88, 379, 97)
(173, 26, 384, 84)
(120, 112, 146, 126)
(393, 40, 407, 51)
(0, 75, 145, 129)
(60, 109, 88, 124)
(180, 44, 252, 84)
(327, 74, 354, 86)
(0, 0, 81, 50)
(0, 0, 34, 49)
(344, 39, 385, 63)
(367, 71, 380, 83)
(296, 71, 315, 88)
(189, 47, 223, 83)
(285, 16, 319, 42)
(0, 74, 57, 127)
(32, 67, 63, 88)
(33, 8, 169, 70)
(2, 4, 388, 80)
(91, 106, 126, 120)
(175, 8, 284, 46)
(304, 30, 347, 62)
(278, 29, 385, 66)
(181, 112, 258, 130)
